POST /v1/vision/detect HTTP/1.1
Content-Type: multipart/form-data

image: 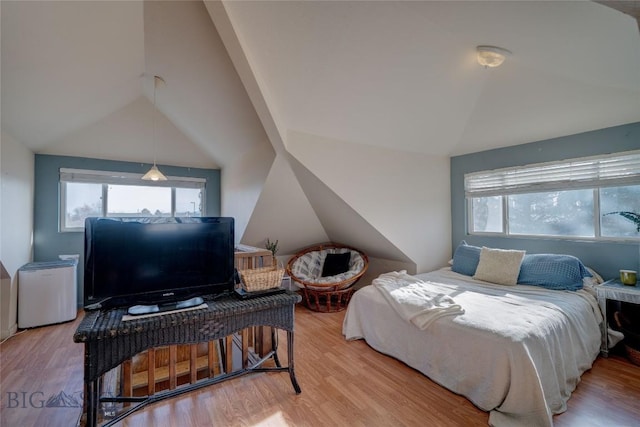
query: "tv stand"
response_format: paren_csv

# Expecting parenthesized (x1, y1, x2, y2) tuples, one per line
(74, 292, 302, 427)
(127, 296, 204, 316)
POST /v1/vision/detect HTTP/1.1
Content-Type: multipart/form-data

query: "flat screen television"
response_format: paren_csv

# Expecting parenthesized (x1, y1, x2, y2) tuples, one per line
(84, 217, 235, 311)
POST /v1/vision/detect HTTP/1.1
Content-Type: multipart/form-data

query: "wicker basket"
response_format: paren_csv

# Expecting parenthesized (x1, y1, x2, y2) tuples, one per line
(302, 286, 355, 313)
(624, 344, 640, 366)
(239, 265, 285, 292)
(614, 311, 640, 366)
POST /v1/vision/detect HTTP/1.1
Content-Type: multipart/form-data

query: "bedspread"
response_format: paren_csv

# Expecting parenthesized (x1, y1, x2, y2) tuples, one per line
(343, 268, 601, 427)
(373, 270, 464, 329)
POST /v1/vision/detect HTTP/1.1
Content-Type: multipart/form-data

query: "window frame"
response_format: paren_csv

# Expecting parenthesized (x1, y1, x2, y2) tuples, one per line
(59, 168, 206, 232)
(465, 150, 640, 242)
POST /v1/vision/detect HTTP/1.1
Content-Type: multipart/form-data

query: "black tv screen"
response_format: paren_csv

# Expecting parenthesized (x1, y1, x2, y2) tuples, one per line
(84, 217, 235, 310)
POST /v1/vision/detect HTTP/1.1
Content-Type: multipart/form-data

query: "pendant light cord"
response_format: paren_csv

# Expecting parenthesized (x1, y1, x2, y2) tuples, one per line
(152, 76, 160, 166)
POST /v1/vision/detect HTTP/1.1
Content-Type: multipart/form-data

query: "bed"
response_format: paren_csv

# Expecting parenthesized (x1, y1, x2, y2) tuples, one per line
(343, 247, 603, 427)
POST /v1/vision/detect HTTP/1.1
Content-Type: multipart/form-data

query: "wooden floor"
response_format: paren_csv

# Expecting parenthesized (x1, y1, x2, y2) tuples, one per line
(2, 305, 640, 427)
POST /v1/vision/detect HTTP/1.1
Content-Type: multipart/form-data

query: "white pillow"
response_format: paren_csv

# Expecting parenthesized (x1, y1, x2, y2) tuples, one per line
(473, 247, 525, 286)
(582, 266, 604, 298)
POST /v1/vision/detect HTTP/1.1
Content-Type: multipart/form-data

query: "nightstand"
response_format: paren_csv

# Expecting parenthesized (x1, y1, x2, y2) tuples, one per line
(596, 278, 640, 356)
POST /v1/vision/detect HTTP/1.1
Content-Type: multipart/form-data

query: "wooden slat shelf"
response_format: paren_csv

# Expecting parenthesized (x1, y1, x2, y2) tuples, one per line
(121, 341, 222, 397)
(235, 244, 273, 270)
(120, 326, 270, 399)
(131, 354, 214, 390)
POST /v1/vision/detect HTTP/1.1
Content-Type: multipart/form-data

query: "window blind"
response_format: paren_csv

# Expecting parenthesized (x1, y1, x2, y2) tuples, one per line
(465, 150, 640, 197)
(59, 168, 206, 189)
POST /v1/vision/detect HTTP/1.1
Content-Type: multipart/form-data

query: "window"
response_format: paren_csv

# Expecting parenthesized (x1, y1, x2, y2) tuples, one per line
(107, 185, 172, 217)
(176, 188, 203, 217)
(601, 185, 640, 238)
(471, 196, 502, 233)
(465, 150, 640, 240)
(60, 168, 206, 231)
(507, 190, 594, 238)
(63, 183, 103, 229)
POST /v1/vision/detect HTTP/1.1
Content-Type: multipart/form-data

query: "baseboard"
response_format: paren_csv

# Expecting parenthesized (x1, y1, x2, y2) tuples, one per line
(1, 323, 18, 341)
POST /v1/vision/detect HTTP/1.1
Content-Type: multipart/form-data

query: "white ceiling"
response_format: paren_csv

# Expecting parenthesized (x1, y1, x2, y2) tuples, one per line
(2, 1, 639, 166)
(1, 0, 268, 167)
(223, 0, 640, 156)
(1, 1, 144, 152)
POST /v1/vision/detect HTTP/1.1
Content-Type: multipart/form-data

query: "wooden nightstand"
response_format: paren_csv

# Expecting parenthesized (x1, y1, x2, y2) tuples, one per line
(596, 278, 640, 356)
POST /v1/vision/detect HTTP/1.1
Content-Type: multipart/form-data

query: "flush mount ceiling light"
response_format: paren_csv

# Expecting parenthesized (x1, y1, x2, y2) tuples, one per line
(142, 75, 168, 181)
(477, 45, 512, 68)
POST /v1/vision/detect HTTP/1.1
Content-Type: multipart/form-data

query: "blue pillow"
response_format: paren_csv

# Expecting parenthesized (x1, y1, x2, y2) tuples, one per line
(451, 242, 481, 276)
(517, 254, 591, 291)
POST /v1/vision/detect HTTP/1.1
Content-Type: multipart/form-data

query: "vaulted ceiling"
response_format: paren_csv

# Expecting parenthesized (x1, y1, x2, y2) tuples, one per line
(2, 1, 640, 269)
(3, 1, 639, 165)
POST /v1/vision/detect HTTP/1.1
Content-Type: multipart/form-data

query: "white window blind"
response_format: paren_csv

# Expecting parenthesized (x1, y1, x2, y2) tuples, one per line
(465, 150, 640, 197)
(59, 168, 205, 189)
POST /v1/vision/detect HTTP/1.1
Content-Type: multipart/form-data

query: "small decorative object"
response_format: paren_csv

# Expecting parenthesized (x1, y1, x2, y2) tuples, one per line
(265, 238, 279, 256)
(620, 269, 637, 286)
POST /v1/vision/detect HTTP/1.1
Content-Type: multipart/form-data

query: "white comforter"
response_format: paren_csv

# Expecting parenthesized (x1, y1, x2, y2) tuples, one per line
(373, 271, 465, 329)
(343, 268, 602, 427)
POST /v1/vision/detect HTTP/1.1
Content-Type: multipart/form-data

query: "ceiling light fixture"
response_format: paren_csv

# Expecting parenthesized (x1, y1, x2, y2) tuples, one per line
(142, 75, 168, 181)
(476, 45, 512, 68)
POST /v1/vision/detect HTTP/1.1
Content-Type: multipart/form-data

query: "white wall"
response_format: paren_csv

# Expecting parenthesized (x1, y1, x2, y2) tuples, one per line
(287, 130, 451, 273)
(240, 154, 328, 255)
(1, 130, 34, 338)
(221, 141, 275, 244)
(222, 142, 331, 261)
(207, 1, 450, 274)
(39, 96, 218, 169)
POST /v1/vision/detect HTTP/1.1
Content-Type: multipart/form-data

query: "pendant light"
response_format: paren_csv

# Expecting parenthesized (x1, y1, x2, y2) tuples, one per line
(142, 75, 168, 181)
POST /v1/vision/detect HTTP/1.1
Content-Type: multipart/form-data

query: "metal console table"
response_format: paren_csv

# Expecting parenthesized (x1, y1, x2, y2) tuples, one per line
(73, 291, 302, 427)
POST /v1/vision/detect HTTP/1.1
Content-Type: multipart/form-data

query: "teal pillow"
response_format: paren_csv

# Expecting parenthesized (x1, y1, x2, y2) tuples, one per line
(517, 254, 590, 291)
(451, 241, 481, 276)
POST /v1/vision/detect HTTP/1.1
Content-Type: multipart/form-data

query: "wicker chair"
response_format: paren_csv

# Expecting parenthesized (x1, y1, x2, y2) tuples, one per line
(286, 242, 369, 312)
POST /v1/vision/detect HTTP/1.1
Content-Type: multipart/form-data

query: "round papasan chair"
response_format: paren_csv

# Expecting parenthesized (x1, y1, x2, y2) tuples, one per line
(286, 242, 369, 312)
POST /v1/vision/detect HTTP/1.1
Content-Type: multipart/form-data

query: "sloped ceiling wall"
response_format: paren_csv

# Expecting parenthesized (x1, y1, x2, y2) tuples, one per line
(207, 0, 640, 272)
(286, 131, 448, 270)
(207, 0, 438, 269)
(240, 154, 329, 254)
(3, 1, 640, 275)
(38, 96, 217, 169)
(217, 0, 640, 156)
(142, 0, 270, 167)
(1, 0, 145, 150)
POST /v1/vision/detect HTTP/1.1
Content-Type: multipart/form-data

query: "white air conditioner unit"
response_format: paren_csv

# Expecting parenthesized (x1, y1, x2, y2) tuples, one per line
(18, 260, 77, 328)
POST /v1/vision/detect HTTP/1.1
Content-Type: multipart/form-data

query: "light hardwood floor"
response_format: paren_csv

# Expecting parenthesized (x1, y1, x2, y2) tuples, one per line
(1, 305, 640, 426)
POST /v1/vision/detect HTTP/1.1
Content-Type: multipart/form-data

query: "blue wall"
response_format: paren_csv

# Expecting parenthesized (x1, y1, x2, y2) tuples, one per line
(451, 122, 640, 280)
(34, 155, 221, 306)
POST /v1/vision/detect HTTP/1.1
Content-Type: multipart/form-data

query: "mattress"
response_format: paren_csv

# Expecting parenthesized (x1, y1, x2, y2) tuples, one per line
(343, 268, 601, 427)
